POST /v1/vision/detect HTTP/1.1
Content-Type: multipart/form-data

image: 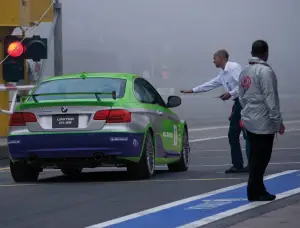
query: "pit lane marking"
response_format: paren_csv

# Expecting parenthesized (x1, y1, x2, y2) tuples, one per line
(128, 177, 243, 183)
(0, 184, 36, 187)
(0, 168, 61, 173)
(188, 120, 300, 132)
(196, 147, 300, 152)
(189, 161, 300, 167)
(85, 170, 298, 228)
(189, 128, 300, 143)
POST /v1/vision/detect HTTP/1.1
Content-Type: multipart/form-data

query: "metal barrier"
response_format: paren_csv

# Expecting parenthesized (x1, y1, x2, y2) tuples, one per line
(0, 84, 35, 115)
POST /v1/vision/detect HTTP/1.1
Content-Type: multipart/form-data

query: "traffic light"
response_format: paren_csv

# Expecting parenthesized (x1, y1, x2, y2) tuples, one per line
(2, 35, 48, 82)
(3, 36, 25, 82)
(23, 35, 48, 62)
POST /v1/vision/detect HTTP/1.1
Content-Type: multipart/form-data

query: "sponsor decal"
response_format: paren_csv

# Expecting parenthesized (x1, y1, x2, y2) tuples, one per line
(133, 139, 139, 146)
(163, 132, 173, 138)
(241, 76, 252, 89)
(40, 109, 52, 113)
(8, 140, 20, 144)
(110, 137, 128, 142)
(173, 125, 178, 146)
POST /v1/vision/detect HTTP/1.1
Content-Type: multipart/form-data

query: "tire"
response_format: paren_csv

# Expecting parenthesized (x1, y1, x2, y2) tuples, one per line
(127, 131, 155, 179)
(10, 160, 40, 183)
(168, 127, 190, 172)
(61, 168, 83, 177)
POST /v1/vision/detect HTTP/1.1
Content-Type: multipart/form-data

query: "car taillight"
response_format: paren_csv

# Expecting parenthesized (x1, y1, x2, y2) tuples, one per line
(107, 109, 131, 123)
(9, 112, 37, 126)
(93, 109, 131, 123)
(93, 110, 110, 120)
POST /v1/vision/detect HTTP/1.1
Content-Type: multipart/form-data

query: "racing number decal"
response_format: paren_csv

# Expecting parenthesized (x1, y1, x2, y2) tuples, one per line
(173, 124, 178, 146)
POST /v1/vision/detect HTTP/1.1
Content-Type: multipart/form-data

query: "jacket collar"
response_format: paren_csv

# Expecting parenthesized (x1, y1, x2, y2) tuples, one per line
(248, 57, 270, 67)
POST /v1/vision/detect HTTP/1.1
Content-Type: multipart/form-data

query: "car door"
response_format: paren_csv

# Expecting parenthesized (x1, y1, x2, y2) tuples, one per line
(141, 79, 181, 155)
(133, 78, 166, 157)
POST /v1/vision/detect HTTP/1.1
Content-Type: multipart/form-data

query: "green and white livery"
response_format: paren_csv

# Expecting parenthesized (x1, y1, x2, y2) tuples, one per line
(7, 73, 190, 182)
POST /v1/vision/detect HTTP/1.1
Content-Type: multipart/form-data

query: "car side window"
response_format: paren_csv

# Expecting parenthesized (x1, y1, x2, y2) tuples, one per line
(139, 79, 167, 107)
(133, 79, 152, 103)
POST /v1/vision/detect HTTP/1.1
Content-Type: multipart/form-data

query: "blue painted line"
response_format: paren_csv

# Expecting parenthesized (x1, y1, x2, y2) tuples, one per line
(106, 171, 300, 228)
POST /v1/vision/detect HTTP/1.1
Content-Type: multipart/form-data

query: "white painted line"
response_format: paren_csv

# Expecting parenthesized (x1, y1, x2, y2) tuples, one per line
(189, 136, 227, 142)
(188, 129, 300, 143)
(177, 187, 300, 228)
(196, 147, 300, 152)
(189, 126, 228, 132)
(189, 161, 300, 167)
(269, 162, 300, 165)
(188, 120, 300, 132)
(85, 170, 297, 228)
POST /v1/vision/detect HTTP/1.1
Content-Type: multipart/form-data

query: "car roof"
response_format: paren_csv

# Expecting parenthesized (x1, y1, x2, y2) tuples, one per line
(43, 72, 138, 82)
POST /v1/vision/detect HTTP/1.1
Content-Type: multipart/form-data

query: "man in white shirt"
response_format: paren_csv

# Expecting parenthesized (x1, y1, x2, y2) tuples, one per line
(181, 49, 249, 173)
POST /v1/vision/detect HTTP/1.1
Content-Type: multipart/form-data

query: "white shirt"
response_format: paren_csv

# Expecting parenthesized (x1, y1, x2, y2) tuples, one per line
(192, 61, 242, 99)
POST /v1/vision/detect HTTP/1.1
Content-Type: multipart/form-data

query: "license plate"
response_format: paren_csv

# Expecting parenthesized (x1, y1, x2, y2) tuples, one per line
(52, 114, 79, 128)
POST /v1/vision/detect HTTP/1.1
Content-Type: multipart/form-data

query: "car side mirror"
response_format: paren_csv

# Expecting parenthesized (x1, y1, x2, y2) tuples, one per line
(166, 96, 181, 108)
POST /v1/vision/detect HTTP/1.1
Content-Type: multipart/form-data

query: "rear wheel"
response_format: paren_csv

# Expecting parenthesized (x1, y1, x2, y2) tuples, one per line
(61, 168, 82, 177)
(127, 131, 155, 179)
(168, 127, 190, 172)
(10, 160, 40, 183)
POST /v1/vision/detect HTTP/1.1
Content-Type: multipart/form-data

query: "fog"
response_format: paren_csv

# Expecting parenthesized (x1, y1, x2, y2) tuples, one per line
(10, 0, 300, 126)
(17, 0, 300, 94)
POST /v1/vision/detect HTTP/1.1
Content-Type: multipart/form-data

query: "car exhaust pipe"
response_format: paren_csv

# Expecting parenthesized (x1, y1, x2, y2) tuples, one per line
(28, 154, 38, 163)
(93, 153, 104, 162)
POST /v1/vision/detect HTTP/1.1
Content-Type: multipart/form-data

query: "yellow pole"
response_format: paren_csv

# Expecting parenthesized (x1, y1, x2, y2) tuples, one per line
(0, 27, 14, 137)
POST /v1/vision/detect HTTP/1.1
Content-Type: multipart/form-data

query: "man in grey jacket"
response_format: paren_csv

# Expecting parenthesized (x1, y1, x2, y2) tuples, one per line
(239, 40, 285, 201)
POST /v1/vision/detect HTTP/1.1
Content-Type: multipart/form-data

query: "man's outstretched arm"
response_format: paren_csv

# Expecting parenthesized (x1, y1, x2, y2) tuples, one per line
(181, 74, 222, 93)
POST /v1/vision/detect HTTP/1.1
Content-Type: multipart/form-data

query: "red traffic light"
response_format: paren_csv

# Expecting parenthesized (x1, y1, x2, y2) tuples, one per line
(7, 41, 25, 57)
(4, 35, 48, 62)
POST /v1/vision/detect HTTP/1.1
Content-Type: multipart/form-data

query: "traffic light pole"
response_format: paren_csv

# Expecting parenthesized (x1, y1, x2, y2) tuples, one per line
(21, 29, 29, 90)
(0, 27, 14, 136)
(0, 0, 54, 138)
(54, 0, 63, 76)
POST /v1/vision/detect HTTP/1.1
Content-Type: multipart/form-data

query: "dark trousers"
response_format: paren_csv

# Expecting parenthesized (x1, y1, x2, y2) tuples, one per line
(228, 99, 244, 168)
(246, 130, 275, 197)
(242, 129, 250, 162)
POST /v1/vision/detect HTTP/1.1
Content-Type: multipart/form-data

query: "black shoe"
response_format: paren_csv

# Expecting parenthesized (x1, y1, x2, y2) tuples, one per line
(225, 166, 246, 173)
(248, 193, 276, 201)
(243, 165, 249, 173)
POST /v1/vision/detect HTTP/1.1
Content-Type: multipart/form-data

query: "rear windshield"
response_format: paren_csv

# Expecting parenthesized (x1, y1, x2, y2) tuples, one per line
(28, 77, 126, 101)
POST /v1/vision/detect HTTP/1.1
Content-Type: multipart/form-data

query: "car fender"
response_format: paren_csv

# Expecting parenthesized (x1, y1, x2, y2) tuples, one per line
(179, 119, 188, 134)
(137, 123, 154, 158)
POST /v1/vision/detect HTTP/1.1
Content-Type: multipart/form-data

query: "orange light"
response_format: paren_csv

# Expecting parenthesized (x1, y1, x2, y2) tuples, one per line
(7, 41, 24, 57)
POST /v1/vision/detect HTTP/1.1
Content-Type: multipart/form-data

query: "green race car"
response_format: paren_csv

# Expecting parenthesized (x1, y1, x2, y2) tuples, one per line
(7, 72, 190, 182)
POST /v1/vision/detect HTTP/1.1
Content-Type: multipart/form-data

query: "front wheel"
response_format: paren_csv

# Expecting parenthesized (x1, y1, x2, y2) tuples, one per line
(168, 127, 190, 172)
(10, 160, 40, 183)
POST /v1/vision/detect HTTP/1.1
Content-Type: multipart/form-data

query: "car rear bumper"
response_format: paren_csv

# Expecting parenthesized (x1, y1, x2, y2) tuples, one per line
(8, 132, 144, 160)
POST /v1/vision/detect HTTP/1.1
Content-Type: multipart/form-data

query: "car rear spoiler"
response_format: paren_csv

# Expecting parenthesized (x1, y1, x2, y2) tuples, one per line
(25, 91, 117, 103)
(0, 84, 35, 115)
(0, 84, 117, 115)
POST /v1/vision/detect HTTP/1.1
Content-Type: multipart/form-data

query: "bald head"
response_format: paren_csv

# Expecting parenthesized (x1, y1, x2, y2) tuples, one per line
(213, 49, 229, 69)
(214, 49, 229, 60)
